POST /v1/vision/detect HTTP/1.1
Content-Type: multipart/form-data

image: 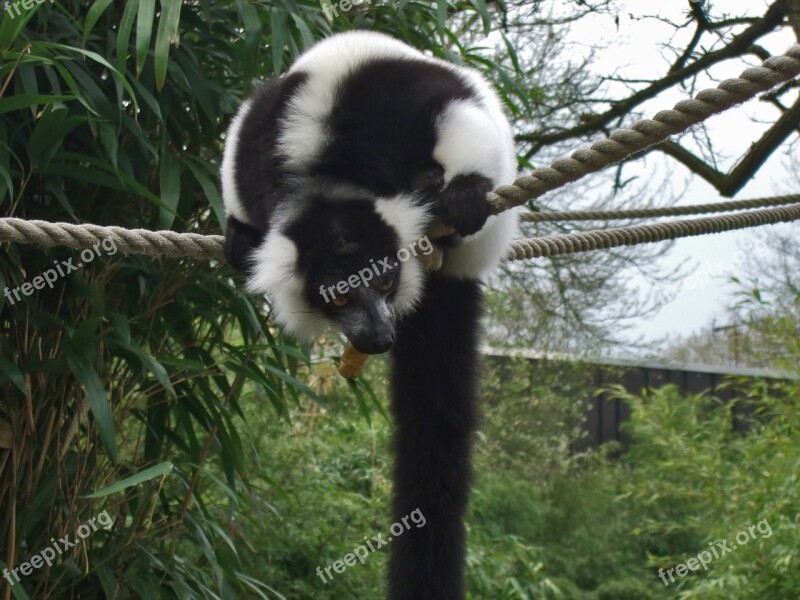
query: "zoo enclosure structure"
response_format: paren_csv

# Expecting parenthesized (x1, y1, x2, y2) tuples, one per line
(484, 348, 792, 451)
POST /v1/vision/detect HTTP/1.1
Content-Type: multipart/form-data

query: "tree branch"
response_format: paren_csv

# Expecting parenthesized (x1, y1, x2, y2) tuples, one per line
(720, 94, 800, 196)
(652, 95, 800, 196)
(669, 0, 711, 74)
(655, 140, 725, 189)
(516, 0, 789, 149)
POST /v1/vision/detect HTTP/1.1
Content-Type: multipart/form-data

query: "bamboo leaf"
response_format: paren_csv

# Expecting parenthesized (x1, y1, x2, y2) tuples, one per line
(0, 560, 31, 599)
(185, 158, 225, 230)
(263, 363, 324, 406)
(0, 94, 74, 115)
(39, 43, 139, 110)
(159, 136, 181, 229)
(0, 356, 28, 396)
(83, 0, 116, 46)
(112, 336, 177, 398)
(0, 4, 34, 52)
(117, 0, 140, 74)
(28, 106, 85, 167)
(67, 352, 117, 462)
(270, 8, 287, 75)
(154, 0, 183, 91)
(82, 461, 174, 498)
(136, 0, 156, 77)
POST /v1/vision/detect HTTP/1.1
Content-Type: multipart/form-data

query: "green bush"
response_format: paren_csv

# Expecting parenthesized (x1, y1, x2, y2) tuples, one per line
(0, 2, 521, 597)
(612, 381, 800, 599)
(593, 577, 662, 600)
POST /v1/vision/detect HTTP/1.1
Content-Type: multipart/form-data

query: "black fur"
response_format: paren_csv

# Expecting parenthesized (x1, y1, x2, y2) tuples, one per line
(314, 58, 474, 196)
(434, 173, 493, 236)
(224, 216, 264, 275)
(285, 199, 400, 314)
(233, 72, 307, 228)
(389, 275, 482, 600)
(225, 56, 491, 258)
(223, 73, 309, 270)
(224, 47, 501, 599)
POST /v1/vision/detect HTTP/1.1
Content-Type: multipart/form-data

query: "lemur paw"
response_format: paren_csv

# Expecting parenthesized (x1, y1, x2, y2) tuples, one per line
(434, 173, 492, 237)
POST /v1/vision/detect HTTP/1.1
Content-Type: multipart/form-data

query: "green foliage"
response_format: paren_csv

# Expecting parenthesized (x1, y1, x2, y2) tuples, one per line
(613, 381, 800, 599)
(593, 577, 661, 600)
(237, 387, 392, 599)
(478, 357, 592, 477)
(467, 358, 661, 598)
(0, 0, 532, 596)
(1, 2, 797, 599)
(470, 356, 799, 600)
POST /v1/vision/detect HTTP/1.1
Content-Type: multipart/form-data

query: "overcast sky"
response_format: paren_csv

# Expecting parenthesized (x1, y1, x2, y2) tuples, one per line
(558, 0, 799, 348)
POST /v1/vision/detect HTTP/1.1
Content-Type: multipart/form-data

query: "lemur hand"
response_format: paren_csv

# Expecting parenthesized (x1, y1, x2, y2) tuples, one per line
(434, 173, 492, 237)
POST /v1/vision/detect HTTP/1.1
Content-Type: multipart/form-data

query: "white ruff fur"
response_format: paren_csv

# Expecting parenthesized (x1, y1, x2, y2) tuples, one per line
(374, 195, 431, 316)
(278, 31, 420, 171)
(220, 98, 253, 226)
(245, 232, 331, 341)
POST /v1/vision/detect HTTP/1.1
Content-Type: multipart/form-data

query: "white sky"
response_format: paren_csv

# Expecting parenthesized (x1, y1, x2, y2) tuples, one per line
(557, 0, 799, 347)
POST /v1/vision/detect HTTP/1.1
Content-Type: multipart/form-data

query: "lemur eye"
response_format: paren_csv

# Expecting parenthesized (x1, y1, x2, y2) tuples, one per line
(379, 279, 395, 293)
(332, 296, 349, 307)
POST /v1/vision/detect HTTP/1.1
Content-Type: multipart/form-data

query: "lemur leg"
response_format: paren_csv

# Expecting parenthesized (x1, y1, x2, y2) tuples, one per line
(388, 274, 482, 600)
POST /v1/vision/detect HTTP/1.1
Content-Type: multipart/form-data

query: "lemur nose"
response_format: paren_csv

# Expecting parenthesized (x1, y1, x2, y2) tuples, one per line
(372, 333, 394, 354)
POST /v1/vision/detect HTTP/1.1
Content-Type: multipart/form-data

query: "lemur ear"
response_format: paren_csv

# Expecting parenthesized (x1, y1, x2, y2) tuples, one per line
(224, 216, 265, 275)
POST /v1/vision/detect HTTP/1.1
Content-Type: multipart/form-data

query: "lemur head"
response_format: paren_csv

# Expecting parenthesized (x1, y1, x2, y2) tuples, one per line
(245, 184, 430, 354)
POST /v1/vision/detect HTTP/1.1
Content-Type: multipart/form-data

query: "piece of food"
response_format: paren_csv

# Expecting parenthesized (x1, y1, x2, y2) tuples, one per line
(338, 344, 369, 379)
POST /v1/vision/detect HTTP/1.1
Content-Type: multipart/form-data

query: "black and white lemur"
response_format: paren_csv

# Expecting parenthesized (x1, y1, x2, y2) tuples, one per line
(221, 31, 517, 599)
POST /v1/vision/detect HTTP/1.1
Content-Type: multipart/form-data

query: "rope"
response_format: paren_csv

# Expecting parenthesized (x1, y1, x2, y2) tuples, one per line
(3, 204, 800, 263)
(508, 204, 800, 260)
(489, 44, 800, 214)
(0, 45, 798, 263)
(0, 218, 225, 260)
(520, 194, 800, 222)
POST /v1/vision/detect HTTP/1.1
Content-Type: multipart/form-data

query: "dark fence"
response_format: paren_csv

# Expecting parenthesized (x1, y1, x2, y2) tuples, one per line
(484, 349, 791, 451)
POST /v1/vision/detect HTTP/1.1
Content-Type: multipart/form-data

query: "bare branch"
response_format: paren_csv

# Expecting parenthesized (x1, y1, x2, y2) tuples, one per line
(516, 0, 789, 150)
(652, 95, 800, 196)
(655, 140, 726, 189)
(668, 0, 711, 74)
(720, 94, 800, 196)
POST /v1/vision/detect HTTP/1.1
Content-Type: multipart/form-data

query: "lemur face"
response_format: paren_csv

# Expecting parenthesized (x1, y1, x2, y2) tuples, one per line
(243, 183, 430, 351)
(312, 265, 400, 355)
(286, 197, 411, 355)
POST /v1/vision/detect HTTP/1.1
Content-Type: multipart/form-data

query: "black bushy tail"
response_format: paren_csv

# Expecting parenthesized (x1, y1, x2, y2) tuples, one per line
(388, 274, 482, 600)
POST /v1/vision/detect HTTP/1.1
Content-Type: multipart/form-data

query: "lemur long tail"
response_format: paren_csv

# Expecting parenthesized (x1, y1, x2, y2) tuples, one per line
(388, 274, 482, 600)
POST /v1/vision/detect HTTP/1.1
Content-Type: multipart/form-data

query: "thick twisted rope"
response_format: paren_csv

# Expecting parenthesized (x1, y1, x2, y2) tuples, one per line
(0, 46, 798, 263)
(489, 44, 800, 214)
(508, 204, 800, 260)
(520, 194, 800, 222)
(0, 218, 225, 260)
(3, 204, 800, 263)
